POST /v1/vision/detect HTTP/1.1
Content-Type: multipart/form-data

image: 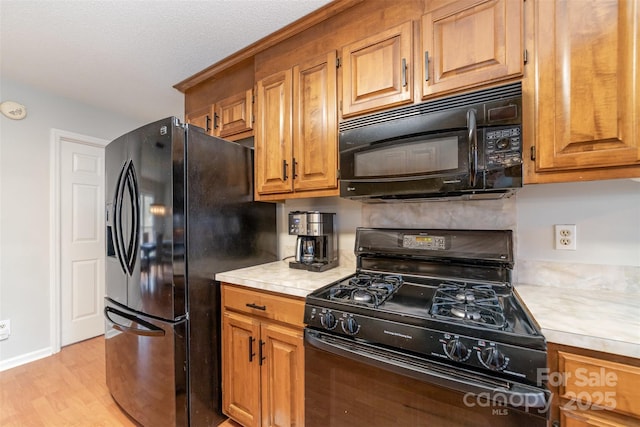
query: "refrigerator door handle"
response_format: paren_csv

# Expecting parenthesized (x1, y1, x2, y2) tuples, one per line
(104, 306, 165, 337)
(112, 162, 128, 274)
(114, 159, 140, 276)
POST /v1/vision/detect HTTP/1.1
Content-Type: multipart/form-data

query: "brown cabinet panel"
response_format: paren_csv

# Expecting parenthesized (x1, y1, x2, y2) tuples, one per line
(185, 104, 215, 135)
(221, 284, 305, 427)
(222, 311, 261, 427)
(216, 89, 253, 140)
(559, 352, 640, 418)
(548, 343, 640, 427)
(222, 284, 305, 328)
(255, 70, 293, 195)
(526, 0, 640, 180)
(422, 0, 522, 99)
(293, 51, 339, 193)
(260, 323, 304, 427)
(341, 20, 413, 118)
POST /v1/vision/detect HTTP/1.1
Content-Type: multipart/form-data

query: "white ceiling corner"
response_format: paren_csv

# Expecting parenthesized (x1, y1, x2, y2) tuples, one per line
(0, 0, 332, 122)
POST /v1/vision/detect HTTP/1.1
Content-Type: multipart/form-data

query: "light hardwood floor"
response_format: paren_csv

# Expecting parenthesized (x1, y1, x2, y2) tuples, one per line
(0, 336, 241, 427)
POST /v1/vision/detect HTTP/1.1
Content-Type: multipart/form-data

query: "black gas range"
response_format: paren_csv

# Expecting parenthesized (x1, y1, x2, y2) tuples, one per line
(304, 228, 549, 418)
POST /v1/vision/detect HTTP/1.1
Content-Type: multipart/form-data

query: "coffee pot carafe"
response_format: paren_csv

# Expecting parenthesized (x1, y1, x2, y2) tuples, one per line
(288, 211, 338, 272)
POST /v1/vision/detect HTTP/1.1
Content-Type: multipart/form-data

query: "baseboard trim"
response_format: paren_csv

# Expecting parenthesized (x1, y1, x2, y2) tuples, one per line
(0, 346, 53, 372)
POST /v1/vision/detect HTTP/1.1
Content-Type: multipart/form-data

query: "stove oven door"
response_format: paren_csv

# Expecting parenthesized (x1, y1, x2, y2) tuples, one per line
(305, 329, 549, 427)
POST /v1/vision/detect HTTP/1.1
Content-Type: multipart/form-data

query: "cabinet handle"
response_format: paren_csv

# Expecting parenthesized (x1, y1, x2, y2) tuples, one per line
(249, 336, 256, 362)
(246, 303, 266, 311)
(282, 160, 288, 181)
(213, 113, 219, 130)
(259, 339, 265, 366)
(401, 58, 407, 87)
(424, 51, 430, 81)
(205, 115, 212, 133)
(293, 159, 298, 179)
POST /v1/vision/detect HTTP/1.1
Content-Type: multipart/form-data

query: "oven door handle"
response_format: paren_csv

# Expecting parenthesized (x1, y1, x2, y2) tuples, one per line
(305, 329, 548, 410)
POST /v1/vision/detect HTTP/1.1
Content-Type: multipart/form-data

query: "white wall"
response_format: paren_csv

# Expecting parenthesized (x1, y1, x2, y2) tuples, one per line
(0, 79, 158, 367)
(516, 179, 640, 266)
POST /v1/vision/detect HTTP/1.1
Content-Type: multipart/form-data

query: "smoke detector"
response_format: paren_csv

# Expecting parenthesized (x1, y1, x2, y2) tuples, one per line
(0, 101, 27, 120)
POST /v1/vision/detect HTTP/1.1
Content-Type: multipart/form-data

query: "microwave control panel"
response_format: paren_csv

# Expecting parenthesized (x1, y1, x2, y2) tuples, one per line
(484, 126, 522, 168)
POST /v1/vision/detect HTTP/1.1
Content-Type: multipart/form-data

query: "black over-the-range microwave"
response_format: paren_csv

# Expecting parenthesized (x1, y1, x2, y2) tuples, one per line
(339, 82, 523, 202)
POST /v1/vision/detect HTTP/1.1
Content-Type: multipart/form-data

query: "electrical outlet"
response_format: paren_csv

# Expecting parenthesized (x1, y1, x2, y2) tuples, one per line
(555, 224, 577, 250)
(0, 319, 10, 340)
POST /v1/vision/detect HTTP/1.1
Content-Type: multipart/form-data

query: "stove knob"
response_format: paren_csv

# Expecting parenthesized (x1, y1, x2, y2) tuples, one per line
(341, 316, 360, 335)
(320, 311, 338, 330)
(445, 338, 470, 362)
(480, 346, 508, 371)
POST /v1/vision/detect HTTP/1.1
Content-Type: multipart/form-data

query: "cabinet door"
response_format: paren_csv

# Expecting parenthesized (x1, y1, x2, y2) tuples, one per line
(222, 311, 261, 427)
(216, 89, 254, 140)
(260, 323, 304, 427)
(422, 0, 522, 98)
(292, 51, 339, 193)
(533, 0, 640, 172)
(255, 70, 293, 195)
(185, 104, 215, 135)
(341, 21, 413, 118)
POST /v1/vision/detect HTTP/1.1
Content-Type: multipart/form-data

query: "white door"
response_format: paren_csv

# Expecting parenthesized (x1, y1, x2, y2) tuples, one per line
(60, 140, 105, 346)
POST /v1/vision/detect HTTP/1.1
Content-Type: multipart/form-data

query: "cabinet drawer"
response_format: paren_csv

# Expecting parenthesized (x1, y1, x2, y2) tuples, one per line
(559, 352, 640, 418)
(222, 283, 305, 328)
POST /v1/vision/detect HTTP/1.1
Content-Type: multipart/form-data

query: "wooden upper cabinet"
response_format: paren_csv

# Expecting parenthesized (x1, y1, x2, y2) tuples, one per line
(341, 21, 413, 118)
(255, 51, 339, 200)
(531, 0, 640, 174)
(185, 104, 215, 135)
(255, 70, 293, 195)
(215, 89, 254, 140)
(422, 0, 523, 99)
(293, 51, 338, 193)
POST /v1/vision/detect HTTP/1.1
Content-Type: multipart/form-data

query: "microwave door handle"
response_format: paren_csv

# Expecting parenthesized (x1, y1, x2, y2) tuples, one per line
(467, 109, 478, 187)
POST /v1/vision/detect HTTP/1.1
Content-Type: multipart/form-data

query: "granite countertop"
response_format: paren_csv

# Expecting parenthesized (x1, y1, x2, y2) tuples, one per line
(216, 263, 640, 359)
(514, 283, 640, 359)
(215, 259, 356, 298)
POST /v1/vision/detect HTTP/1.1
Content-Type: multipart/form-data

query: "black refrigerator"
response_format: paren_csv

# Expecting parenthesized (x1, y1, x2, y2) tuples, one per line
(104, 117, 277, 427)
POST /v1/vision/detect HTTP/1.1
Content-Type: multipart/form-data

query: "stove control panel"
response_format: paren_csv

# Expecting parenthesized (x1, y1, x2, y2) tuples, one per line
(402, 234, 450, 250)
(439, 334, 510, 372)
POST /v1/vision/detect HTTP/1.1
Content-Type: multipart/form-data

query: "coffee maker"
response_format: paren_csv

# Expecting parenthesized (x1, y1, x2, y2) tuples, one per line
(288, 211, 338, 272)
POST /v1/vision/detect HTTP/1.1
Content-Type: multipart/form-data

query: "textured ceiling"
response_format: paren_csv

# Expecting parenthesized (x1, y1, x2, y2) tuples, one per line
(0, 0, 331, 122)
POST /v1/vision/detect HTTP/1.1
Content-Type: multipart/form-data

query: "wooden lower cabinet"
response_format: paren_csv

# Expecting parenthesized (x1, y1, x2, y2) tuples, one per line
(221, 284, 305, 427)
(548, 343, 640, 427)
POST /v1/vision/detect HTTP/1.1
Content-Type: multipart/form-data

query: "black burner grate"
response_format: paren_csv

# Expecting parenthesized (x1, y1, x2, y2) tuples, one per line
(430, 283, 506, 329)
(329, 274, 403, 308)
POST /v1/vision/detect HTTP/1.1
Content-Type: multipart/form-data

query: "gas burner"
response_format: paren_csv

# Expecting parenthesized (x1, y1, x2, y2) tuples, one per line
(430, 283, 506, 329)
(330, 274, 403, 308)
(450, 305, 482, 321)
(455, 290, 476, 303)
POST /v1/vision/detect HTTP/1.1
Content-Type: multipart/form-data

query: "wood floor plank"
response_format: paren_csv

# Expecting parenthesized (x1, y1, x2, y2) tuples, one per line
(0, 336, 139, 427)
(0, 336, 236, 427)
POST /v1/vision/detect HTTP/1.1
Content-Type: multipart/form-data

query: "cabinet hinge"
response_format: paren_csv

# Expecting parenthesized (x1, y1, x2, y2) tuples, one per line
(252, 95, 255, 104)
(339, 100, 342, 112)
(530, 146, 536, 161)
(523, 49, 528, 65)
(336, 57, 341, 68)
(337, 169, 340, 179)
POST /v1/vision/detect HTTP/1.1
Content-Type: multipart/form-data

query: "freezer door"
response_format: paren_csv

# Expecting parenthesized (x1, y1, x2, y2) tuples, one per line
(127, 117, 186, 320)
(104, 299, 187, 427)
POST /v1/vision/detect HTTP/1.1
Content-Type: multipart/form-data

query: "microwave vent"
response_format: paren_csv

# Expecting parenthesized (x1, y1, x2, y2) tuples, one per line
(339, 82, 522, 132)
